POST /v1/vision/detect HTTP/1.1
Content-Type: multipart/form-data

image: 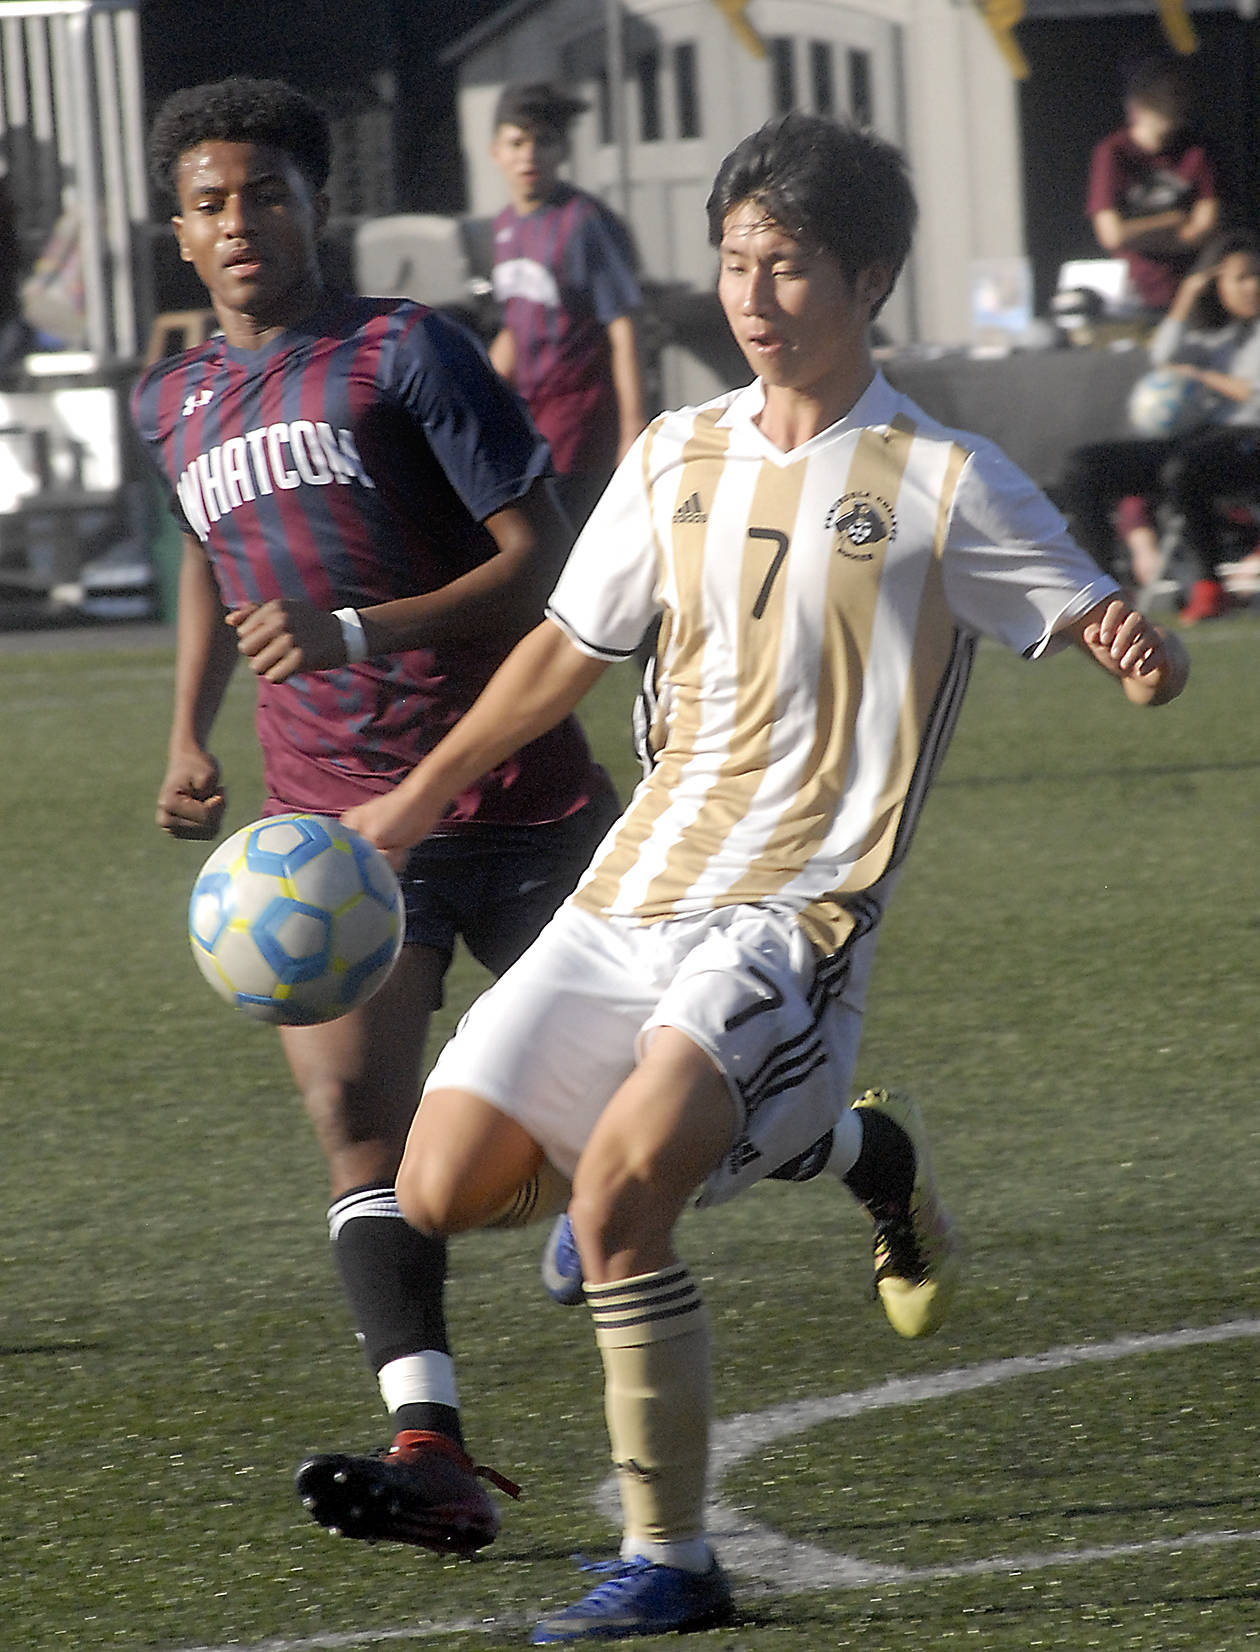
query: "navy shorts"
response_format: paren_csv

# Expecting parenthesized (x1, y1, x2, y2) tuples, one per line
(397, 795, 619, 1007)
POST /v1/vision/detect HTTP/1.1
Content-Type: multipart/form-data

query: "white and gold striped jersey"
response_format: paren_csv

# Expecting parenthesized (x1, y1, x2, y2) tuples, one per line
(546, 372, 1116, 954)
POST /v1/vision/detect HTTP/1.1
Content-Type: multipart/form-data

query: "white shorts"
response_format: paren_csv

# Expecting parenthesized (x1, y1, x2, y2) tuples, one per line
(422, 901, 878, 1207)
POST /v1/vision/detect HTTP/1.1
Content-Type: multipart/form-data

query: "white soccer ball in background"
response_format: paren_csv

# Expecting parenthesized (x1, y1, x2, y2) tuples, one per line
(188, 813, 405, 1024)
(1126, 367, 1217, 437)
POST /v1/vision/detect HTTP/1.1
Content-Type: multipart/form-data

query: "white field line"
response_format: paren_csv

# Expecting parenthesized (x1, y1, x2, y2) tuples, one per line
(163, 1619, 526, 1651)
(598, 1316, 1260, 1589)
(174, 1317, 1260, 1652)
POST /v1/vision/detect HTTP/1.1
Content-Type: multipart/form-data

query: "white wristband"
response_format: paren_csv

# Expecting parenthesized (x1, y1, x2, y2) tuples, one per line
(333, 606, 369, 663)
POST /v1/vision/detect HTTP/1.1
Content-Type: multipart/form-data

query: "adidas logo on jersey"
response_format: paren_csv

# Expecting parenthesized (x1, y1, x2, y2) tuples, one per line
(673, 491, 707, 523)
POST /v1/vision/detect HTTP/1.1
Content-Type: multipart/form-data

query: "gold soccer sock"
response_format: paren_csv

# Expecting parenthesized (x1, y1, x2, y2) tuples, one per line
(587, 1263, 712, 1569)
(483, 1157, 572, 1229)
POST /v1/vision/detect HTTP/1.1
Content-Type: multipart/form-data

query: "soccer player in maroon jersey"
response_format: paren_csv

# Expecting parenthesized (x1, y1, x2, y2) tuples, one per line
(133, 76, 619, 1557)
(488, 82, 645, 527)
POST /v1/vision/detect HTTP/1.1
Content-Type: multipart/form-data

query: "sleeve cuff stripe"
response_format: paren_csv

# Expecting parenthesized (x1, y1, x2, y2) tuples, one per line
(545, 604, 641, 660)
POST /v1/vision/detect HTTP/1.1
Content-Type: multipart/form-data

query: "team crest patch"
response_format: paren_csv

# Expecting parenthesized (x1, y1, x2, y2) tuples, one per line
(825, 492, 896, 560)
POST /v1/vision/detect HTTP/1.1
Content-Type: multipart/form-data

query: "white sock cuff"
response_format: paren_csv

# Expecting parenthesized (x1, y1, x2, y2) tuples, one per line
(621, 1535, 713, 1573)
(327, 1185, 404, 1242)
(824, 1108, 863, 1181)
(378, 1351, 459, 1414)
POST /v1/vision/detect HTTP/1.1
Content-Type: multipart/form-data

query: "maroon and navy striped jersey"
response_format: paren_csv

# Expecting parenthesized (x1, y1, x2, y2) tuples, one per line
(132, 292, 608, 827)
(492, 185, 641, 475)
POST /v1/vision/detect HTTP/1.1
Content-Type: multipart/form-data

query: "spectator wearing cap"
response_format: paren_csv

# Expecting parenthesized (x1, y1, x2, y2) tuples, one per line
(488, 81, 645, 526)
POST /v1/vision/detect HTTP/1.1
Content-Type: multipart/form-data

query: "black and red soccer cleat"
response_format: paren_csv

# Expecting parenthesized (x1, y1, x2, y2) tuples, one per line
(294, 1428, 520, 1556)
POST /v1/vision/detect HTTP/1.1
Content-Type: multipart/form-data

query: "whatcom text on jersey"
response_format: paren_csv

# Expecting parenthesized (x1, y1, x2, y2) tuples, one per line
(177, 422, 374, 541)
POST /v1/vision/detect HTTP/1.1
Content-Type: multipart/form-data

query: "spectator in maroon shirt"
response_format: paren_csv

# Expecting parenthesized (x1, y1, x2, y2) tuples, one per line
(1087, 55, 1219, 317)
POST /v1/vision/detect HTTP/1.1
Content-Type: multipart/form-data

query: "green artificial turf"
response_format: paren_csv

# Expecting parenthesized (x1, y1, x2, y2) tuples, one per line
(0, 617, 1257, 1650)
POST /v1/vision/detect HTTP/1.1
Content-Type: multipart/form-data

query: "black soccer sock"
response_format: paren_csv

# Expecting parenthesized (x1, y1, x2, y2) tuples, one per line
(329, 1184, 462, 1446)
(842, 1109, 915, 1214)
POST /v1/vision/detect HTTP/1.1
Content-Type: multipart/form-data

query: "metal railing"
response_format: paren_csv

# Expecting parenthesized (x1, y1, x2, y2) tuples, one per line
(2, 0, 148, 364)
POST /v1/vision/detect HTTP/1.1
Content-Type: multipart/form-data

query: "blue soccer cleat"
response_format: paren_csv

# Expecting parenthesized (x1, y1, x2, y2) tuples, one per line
(540, 1211, 585, 1305)
(531, 1554, 733, 1643)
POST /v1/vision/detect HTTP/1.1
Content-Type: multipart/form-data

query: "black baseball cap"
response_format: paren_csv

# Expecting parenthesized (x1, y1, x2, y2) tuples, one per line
(493, 82, 588, 135)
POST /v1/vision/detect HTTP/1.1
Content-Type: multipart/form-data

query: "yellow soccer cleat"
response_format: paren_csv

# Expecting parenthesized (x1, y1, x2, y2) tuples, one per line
(852, 1088, 961, 1338)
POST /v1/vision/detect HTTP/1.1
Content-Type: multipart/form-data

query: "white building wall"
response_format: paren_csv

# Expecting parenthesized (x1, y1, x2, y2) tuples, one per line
(454, 0, 1026, 353)
(898, 0, 1025, 343)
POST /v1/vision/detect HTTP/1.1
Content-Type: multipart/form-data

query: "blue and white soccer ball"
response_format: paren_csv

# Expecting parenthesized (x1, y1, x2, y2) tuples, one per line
(1126, 366, 1217, 437)
(188, 813, 405, 1025)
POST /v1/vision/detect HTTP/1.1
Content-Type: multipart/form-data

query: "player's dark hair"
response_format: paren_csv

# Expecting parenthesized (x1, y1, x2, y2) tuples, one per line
(706, 113, 917, 316)
(1123, 54, 1191, 125)
(148, 76, 332, 204)
(1183, 226, 1260, 330)
(493, 81, 587, 140)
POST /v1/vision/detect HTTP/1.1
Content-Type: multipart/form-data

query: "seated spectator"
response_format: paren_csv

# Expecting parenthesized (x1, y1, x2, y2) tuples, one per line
(1059, 228, 1260, 623)
(1087, 55, 1219, 320)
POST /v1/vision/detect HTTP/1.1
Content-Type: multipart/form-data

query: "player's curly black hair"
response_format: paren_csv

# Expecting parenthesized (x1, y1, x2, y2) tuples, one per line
(706, 112, 917, 318)
(148, 76, 331, 205)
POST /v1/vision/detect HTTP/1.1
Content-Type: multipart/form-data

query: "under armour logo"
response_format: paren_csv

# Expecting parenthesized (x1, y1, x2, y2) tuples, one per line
(673, 491, 707, 523)
(182, 388, 213, 417)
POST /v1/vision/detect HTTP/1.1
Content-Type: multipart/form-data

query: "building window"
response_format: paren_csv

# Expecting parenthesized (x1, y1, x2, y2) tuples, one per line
(637, 49, 662, 142)
(769, 36, 795, 115)
(810, 40, 835, 118)
(674, 40, 700, 138)
(848, 48, 873, 127)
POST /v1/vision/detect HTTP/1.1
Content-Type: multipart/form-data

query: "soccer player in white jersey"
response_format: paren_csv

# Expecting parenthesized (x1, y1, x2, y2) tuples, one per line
(342, 113, 1189, 1642)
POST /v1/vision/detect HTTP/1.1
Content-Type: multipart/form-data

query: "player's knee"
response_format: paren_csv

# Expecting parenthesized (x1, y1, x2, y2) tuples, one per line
(394, 1156, 462, 1236)
(396, 1143, 511, 1236)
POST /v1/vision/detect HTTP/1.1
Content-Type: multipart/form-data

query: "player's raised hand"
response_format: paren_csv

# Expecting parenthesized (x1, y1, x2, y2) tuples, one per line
(228, 599, 347, 681)
(1076, 598, 1189, 706)
(156, 747, 226, 840)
